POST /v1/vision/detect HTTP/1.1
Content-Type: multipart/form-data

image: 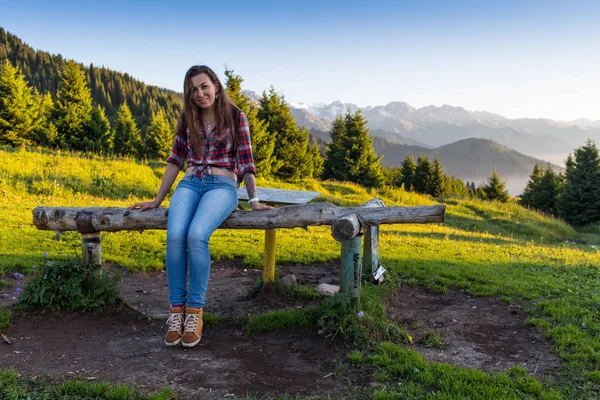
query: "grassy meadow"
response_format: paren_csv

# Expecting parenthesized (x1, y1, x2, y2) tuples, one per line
(1, 146, 600, 399)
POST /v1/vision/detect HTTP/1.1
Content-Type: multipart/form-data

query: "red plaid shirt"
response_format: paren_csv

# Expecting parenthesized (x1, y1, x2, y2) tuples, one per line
(166, 111, 256, 182)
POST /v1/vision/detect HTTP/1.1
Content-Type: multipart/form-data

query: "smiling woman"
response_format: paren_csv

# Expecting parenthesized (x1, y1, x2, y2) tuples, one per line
(129, 65, 274, 348)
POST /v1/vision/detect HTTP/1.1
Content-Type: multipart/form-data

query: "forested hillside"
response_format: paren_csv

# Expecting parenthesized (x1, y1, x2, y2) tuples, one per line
(0, 27, 182, 131)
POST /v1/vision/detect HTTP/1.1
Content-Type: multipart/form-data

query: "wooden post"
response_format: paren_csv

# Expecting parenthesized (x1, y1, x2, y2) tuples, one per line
(81, 232, 102, 267)
(341, 236, 362, 308)
(363, 225, 383, 283)
(263, 228, 276, 283)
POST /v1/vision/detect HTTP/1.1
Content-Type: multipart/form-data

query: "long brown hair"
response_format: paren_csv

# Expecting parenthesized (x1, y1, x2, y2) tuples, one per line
(179, 65, 240, 157)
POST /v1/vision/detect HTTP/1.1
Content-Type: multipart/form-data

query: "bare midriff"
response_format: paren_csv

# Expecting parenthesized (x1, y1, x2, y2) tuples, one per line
(185, 165, 237, 180)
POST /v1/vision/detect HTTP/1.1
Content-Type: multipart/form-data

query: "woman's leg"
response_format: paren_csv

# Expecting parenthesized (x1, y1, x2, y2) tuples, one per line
(186, 177, 238, 308)
(165, 177, 202, 307)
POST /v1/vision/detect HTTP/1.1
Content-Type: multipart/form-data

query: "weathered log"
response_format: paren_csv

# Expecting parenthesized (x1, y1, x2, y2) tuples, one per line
(331, 198, 386, 242)
(331, 214, 362, 242)
(32, 202, 446, 233)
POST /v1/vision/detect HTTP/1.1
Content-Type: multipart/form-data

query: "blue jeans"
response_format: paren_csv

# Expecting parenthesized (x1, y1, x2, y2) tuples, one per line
(166, 174, 238, 308)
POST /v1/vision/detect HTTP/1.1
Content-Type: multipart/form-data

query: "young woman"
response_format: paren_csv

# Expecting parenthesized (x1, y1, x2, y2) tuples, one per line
(130, 65, 272, 347)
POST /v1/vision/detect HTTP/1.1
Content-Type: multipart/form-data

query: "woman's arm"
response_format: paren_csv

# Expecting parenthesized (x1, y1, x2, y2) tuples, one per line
(243, 172, 273, 211)
(129, 163, 181, 211)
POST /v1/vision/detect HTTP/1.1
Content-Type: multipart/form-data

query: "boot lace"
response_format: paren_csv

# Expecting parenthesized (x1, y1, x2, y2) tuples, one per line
(184, 313, 200, 332)
(166, 312, 183, 332)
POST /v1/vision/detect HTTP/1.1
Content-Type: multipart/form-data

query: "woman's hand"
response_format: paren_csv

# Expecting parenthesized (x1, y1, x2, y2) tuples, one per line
(129, 199, 161, 212)
(251, 201, 274, 211)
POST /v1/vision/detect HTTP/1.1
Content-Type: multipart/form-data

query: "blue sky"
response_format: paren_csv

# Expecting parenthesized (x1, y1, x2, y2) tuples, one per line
(1, 0, 599, 120)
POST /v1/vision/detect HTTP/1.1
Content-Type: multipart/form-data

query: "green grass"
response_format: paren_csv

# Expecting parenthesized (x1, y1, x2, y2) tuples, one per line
(2, 147, 600, 398)
(0, 146, 580, 273)
(0, 369, 174, 399)
(357, 343, 562, 399)
(418, 330, 447, 349)
(242, 306, 322, 335)
(0, 307, 11, 329)
(202, 311, 222, 327)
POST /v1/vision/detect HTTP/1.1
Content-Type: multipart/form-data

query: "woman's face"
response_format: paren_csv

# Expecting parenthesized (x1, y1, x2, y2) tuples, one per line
(190, 73, 218, 110)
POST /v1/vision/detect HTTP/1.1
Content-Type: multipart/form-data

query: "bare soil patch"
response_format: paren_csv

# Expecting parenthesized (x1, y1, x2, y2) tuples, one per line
(0, 260, 353, 399)
(1, 261, 561, 398)
(386, 285, 561, 377)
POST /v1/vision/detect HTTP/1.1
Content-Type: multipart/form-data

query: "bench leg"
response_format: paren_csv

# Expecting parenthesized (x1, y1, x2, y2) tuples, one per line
(81, 232, 102, 268)
(363, 226, 380, 281)
(341, 236, 362, 308)
(263, 228, 276, 283)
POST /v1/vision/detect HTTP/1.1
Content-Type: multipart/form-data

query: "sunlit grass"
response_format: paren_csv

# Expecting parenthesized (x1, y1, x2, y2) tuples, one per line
(2, 146, 600, 398)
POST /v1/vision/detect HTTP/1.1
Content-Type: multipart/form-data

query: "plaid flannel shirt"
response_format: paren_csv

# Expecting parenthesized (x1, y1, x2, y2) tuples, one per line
(166, 111, 256, 182)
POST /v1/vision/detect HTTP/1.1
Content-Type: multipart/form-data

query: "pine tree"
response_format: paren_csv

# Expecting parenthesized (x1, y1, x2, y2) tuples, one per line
(521, 164, 543, 204)
(558, 140, 600, 225)
(343, 111, 385, 188)
(225, 69, 276, 176)
(53, 60, 93, 150)
(480, 168, 510, 202)
(520, 163, 561, 215)
(113, 102, 142, 157)
(445, 176, 469, 197)
(144, 109, 172, 159)
(83, 105, 113, 153)
(399, 154, 416, 191)
(428, 155, 447, 197)
(382, 166, 403, 187)
(413, 154, 432, 194)
(535, 166, 561, 216)
(33, 92, 58, 146)
(0, 60, 45, 146)
(258, 87, 311, 179)
(323, 115, 349, 181)
(307, 137, 324, 179)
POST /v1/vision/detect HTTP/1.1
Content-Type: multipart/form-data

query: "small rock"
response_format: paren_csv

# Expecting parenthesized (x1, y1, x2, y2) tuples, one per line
(315, 283, 340, 296)
(280, 274, 297, 288)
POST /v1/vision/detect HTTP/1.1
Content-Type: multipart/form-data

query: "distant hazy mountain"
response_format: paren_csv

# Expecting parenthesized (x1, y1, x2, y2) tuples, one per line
(288, 101, 600, 166)
(372, 137, 561, 195)
(290, 109, 332, 132)
(566, 118, 600, 129)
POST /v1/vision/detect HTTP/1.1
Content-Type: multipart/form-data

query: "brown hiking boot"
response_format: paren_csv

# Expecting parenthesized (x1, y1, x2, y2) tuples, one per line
(182, 307, 203, 348)
(164, 306, 184, 346)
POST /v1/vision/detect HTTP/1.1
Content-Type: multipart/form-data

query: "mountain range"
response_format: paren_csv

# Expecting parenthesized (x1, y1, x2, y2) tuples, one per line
(286, 100, 600, 167)
(273, 97, 598, 194)
(2, 24, 595, 197)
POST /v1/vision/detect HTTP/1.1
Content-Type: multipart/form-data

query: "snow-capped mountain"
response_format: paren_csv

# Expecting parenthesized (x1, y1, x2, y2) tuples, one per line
(288, 100, 600, 166)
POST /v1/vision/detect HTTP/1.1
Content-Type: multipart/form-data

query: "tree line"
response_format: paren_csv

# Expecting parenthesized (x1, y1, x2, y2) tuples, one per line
(0, 47, 510, 196)
(0, 28, 182, 133)
(2, 27, 598, 227)
(520, 140, 600, 226)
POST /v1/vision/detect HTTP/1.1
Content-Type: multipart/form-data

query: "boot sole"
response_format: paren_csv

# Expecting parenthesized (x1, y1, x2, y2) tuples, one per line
(182, 336, 202, 348)
(164, 338, 182, 346)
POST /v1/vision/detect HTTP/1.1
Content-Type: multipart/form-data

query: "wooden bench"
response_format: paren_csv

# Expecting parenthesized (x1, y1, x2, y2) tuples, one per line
(32, 190, 446, 305)
(236, 187, 321, 283)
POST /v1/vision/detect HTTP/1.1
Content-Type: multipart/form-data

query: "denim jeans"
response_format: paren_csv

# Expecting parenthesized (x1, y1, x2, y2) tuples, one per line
(166, 174, 238, 308)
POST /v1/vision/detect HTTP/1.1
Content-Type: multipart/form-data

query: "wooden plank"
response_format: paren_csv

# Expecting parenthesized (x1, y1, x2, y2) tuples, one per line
(33, 203, 446, 232)
(237, 187, 321, 205)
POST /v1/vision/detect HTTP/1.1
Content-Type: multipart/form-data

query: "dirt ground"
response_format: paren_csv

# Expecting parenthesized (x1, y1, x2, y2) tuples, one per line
(386, 286, 561, 377)
(1, 260, 561, 398)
